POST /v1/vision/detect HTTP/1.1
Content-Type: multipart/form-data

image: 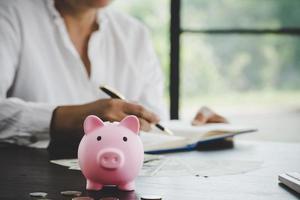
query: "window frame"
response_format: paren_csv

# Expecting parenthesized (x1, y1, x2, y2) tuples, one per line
(169, 0, 300, 119)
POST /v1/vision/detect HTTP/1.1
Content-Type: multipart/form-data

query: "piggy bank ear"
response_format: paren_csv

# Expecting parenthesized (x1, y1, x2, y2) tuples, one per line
(119, 115, 140, 134)
(84, 115, 104, 134)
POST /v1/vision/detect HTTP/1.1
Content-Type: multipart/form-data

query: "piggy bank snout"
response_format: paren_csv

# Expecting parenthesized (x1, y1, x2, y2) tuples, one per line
(97, 149, 124, 170)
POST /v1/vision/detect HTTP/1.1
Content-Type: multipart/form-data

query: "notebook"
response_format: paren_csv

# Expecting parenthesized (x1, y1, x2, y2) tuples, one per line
(141, 120, 257, 153)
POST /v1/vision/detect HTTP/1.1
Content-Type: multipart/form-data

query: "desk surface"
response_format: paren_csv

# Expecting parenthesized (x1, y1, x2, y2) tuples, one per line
(0, 140, 299, 200)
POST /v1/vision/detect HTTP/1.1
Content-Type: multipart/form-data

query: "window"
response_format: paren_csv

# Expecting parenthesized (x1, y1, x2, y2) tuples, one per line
(178, 0, 300, 122)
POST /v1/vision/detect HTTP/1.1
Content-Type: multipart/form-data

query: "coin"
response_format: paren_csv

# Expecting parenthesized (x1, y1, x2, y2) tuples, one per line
(29, 192, 48, 198)
(140, 195, 162, 200)
(72, 197, 94, 200)
(60, 190, 82, 197)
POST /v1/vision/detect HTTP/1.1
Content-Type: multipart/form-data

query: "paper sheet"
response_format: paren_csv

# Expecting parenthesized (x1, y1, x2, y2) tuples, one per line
(158, 120, 255, 137)
(140, 132, 187, 152)
(51, 156, 262, 177)
(140, 157, 262, 177)
(50, 154, 164, 171)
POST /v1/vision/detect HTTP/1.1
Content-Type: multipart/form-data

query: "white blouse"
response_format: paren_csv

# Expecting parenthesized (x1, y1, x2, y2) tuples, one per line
(0, 0, 166, 147)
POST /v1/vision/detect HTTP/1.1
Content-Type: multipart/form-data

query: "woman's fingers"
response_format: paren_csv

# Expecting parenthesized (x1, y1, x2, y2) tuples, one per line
(192, 113, 208, 125)
(123, 101, 159, 124)
(138, 118, 152, 132)
(207, 114, 228, 123)
(192, 106, 228, 126)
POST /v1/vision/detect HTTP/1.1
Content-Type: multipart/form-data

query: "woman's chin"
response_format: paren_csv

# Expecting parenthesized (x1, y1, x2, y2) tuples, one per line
(87, 0, 111, 8)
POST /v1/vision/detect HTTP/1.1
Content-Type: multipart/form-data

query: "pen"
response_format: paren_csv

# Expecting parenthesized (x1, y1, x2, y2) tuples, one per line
(99, 85, 173, 136)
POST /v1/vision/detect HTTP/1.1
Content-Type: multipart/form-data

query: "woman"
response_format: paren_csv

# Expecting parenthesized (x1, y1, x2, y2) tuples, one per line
(0, 0, 226, 149)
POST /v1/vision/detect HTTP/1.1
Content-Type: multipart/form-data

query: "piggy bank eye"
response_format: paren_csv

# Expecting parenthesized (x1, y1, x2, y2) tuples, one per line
(123, 137, 127, 142)
(97, 136, 102, 141)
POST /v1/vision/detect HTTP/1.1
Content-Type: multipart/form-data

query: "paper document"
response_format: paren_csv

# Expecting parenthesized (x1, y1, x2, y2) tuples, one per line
(51, 156, 262, 177)
(50, 154, 163, 171)
(140, 157, 262, 177)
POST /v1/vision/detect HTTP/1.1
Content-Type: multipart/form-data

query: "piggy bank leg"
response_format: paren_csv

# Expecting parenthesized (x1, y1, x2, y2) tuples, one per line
(118, 181, 135, 191)
(86, 179, 103, 190)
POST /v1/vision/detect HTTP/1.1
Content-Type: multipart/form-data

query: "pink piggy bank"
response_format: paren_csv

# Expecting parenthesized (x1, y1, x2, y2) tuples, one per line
(78, 115, 144, 191)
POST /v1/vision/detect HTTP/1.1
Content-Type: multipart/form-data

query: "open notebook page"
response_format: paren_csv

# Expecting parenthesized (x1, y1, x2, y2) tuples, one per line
(140, 121, 257, 152)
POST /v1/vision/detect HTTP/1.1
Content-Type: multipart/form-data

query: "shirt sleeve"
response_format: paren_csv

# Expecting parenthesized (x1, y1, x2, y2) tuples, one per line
(137, 27, 169, 120)
(0, 2, 56, 146)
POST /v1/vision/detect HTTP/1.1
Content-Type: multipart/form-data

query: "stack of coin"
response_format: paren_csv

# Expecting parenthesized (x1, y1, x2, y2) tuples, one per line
(140, 195, 162, 200)
(29, 192, 48, 198)
(60, 190, 82, 197)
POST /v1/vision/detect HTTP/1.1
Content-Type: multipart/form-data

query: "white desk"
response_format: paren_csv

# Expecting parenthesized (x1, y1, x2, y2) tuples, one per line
(136, 140, 300, 200)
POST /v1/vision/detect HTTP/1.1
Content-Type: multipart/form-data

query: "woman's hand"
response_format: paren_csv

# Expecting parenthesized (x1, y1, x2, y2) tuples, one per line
(192, 106, 228, 126)
(50, 99, 160, 142)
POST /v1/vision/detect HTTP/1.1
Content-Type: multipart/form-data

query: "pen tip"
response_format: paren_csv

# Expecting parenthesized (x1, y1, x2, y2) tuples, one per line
(164, 128, 174, 136)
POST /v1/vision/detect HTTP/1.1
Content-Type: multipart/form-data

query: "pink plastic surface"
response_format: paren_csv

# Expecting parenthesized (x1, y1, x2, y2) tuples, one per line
(78, 115, 144, 191)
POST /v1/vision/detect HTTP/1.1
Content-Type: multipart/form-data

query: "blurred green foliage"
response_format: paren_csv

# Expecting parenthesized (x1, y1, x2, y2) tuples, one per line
(181, 0, 300, 96)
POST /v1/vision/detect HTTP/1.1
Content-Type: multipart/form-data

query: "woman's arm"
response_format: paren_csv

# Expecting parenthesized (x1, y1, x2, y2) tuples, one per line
(0, 4, 58, 145)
